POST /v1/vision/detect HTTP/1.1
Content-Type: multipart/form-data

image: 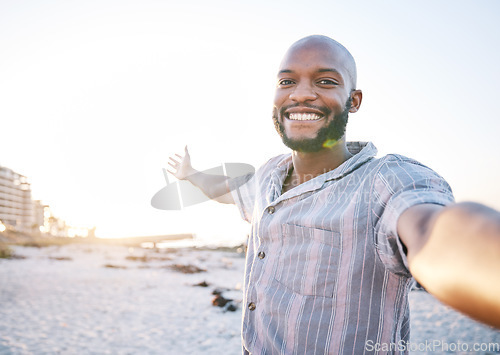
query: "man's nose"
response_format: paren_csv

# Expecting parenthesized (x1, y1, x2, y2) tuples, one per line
(289, 82, 317, 102)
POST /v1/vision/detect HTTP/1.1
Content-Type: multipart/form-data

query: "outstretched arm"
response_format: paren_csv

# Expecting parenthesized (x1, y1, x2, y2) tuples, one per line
(167, 146, 234, 204)
(398, 202, 500, 328)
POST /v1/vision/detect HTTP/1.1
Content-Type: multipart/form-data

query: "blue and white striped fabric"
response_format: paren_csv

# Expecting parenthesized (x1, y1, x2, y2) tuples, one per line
(229, 142, 454, 354)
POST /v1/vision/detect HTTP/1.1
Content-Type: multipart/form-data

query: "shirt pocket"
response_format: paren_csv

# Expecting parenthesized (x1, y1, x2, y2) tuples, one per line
(275, 224, 341, 298)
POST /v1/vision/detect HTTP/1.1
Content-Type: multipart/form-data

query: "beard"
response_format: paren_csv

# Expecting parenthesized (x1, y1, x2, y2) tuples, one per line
(273, 98, 352, 153)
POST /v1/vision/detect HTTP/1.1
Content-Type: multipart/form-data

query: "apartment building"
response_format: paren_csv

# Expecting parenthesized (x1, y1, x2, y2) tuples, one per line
(0, 165, 34, 232)
(0, 165, 93, 237)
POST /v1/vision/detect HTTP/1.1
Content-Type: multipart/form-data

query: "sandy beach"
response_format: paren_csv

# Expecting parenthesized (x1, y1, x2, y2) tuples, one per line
(1, 244, 499, 354)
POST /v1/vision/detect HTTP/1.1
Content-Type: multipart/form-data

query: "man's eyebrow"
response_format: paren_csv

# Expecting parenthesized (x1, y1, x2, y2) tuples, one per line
(277, 68, 342, 75)
(317, 68, 341, 74)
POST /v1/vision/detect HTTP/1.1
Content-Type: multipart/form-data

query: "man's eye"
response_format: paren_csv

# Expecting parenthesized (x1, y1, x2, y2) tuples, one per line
(318, 79, 337, 85)
(278, 79, 294, 86)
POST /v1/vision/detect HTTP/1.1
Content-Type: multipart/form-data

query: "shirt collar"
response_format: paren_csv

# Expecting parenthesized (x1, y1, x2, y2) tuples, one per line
(270, 142, 377, 203)
(324, 141, 377, 181)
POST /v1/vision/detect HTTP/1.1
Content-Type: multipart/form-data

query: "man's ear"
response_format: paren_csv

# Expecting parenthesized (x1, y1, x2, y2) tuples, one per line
(349, 90, 362, 113)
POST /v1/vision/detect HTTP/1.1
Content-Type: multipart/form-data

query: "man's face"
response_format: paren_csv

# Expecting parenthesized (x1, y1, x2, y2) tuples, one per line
(273, 41, 355, 152)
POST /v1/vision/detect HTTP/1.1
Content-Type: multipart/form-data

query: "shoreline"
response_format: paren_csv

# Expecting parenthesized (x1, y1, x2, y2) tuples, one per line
(0, 230, 247, 253)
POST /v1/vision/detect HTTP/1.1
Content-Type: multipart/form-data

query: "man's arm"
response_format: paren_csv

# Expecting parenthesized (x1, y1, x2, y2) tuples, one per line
(167, 146, 234, 204)
(398, 202, 500, 328)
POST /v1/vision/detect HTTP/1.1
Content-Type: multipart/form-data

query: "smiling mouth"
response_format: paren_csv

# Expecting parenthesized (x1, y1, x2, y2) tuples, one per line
(286, 113, 323, 121)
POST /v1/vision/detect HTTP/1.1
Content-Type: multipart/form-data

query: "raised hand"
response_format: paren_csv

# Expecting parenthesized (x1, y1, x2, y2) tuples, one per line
(167, 146, 195, 180)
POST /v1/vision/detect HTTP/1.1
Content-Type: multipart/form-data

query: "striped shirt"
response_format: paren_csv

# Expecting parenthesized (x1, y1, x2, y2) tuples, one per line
(229, 142, 454, 354)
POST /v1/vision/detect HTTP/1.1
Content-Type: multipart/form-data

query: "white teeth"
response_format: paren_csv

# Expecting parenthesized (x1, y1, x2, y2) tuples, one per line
(288, 113, 321, 121)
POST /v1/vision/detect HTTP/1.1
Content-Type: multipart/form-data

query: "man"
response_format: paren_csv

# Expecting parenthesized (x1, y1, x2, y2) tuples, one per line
(168, 35, 500, 354)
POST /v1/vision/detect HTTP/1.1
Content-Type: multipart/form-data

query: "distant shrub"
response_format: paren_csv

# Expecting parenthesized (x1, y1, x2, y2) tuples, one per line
(0, 243, 13, 258)
(16, 238, 79, 248)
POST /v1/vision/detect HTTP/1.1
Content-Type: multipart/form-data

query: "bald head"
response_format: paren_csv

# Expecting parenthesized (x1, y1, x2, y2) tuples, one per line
(281, 35, 358, 91)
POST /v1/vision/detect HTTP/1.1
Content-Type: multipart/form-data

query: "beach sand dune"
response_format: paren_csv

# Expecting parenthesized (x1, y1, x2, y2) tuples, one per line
(1, 244, 499, 354)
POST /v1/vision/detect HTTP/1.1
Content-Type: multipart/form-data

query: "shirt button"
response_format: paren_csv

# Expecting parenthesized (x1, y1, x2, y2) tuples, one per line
(258, 251, 266, 259)
(268, 206, 275, 214)
(248, 302, 256, 311)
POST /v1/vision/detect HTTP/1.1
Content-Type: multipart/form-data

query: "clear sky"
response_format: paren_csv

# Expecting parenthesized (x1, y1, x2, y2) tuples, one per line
(1, 0, 499, 243)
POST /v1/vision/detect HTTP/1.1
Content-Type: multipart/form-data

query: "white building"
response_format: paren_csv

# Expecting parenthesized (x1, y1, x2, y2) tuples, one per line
(0, 165, 34, 232)
(0, 165, 93, 237)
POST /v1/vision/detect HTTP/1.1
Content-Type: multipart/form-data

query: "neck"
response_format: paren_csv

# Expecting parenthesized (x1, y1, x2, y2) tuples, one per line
(290, 138, 352, 183)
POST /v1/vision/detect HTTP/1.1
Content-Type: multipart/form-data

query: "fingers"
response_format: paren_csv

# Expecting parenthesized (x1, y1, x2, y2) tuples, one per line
(168, 153, 184, 161)
(169, 157, 179, 164)
(167, 147, 188, 169)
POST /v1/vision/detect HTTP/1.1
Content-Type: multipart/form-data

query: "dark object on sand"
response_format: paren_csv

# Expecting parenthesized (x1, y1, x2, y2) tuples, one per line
(212, 292, 238, 312)
(126, 255, 149, 262)
(103, 264, 128, 269)
(194, 281, 210, 287)
(127, 255, 173, 262)
(412, 281, 428, 292)
(212, 288, 227, 295)
(48, 256, 73, 261)
(212, 294, 232, 307)
(169, 264, 206, 274)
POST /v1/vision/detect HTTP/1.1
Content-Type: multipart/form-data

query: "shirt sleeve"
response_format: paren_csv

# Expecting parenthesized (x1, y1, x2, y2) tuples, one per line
(373, 156, 455, 276)
(228, 172, 257, 223)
